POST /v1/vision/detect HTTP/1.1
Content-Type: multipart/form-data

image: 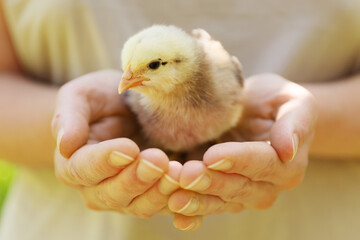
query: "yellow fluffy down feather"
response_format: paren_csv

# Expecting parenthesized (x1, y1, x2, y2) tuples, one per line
(119, 25, 244, 152)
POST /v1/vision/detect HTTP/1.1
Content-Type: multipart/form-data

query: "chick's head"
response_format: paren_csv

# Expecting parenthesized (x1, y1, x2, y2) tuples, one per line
(119, 25, 198, 97)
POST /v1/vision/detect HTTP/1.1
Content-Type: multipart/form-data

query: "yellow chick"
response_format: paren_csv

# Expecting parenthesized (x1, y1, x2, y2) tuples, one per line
(119, 25, 243, 152)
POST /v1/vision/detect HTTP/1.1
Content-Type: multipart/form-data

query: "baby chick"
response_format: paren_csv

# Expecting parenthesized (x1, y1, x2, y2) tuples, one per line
(119, 25, 243, 152)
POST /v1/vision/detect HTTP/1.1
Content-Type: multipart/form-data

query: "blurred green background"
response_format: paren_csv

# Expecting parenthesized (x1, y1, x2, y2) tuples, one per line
(0, 159, 15, 213)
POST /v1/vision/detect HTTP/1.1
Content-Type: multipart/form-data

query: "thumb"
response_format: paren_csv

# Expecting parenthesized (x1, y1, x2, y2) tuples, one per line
(51, 88, 90, 159)
(270, 93, 317, 162)
(51, 70, 128, 158)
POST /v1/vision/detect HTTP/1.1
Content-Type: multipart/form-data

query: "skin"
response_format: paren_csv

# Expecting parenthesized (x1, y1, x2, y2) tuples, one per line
(52, 70, 182, 218)
(169, 74, 316, 229)
(1, 3, 360, 231)
(0, 2, 57, 167)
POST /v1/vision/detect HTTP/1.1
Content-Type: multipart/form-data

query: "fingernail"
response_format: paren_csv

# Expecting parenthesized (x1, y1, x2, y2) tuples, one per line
(184, 173, 211, 191)
(109, 151, 134, 167)
(290, 134, 299, 162)
(176, 197, 199, 214)
(158, 174, 179, 195)
(160, 207, 173, 216)
(181, 222, 196, 231)
(207, 158, 233, 171)
(57, 128, 64, 155)
(137, 159, 164, 182)
(178, 217, 202, 231)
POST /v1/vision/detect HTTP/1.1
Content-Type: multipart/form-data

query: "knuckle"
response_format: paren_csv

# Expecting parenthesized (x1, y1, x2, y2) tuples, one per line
(83, 199, 101, 211)
(95, 188, 106, 202)
(223, 194, 237, 202)
(211, 200, 226, 215)
(228, 204, 244, 213)
(105, 201, 124, 209)
(121, 178, 145, 196)
(144, 189, 166, 206)
(87, 162, 110, 185)
(239, 179, 252, 196)
(99, 175, 152, 209)
(256, 196, 277, 210)
(95, 187, 125, 209)
(252, 160, 277, 181)
(55, 170, 72, 186)
(67, 163, 86, 185)
(133, 206, 156, 219)
(67, 161, 100, 187)
(223, 191, 241, 202)
(124, 170, 151, 193)
(126, 208, 154, 219)
(224, 179, 251, 202)
(126, 201, 157, 219)
(283, 173, 305, 189)
(79, 189, 104, 211)
(54, 163, 77, 187)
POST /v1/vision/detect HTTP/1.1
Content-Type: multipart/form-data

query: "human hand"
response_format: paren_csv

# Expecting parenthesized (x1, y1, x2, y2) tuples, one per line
(168, 74, 317, 231)
(52, 70, 181, 218)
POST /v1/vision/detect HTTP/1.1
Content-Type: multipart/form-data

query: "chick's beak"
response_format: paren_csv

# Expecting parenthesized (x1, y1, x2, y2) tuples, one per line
(118, 65, 149, 94)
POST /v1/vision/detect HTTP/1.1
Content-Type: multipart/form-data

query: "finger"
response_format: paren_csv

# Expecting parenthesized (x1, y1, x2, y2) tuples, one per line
(168, 189, 225, 216)
(85, 148, 168, 209)
(173, 214, 203, 231)
(170, 191, 247, 215)
(203, 142, 286, 183)
(89, 116, 138, 142)
(80, 188, 109, 211)
(160, 207, 173, 216)
(52, 90, 90, 159)
(179, 161, 277, 208)
(270, 90, 317, 162)
(55, 138, 140, 186)
(223, 202, 244, 213)
(125, 161, 182, 218)
(239, 117, 274, 141)
(168, 196, 244, 216)
(51, 70, 129, 158)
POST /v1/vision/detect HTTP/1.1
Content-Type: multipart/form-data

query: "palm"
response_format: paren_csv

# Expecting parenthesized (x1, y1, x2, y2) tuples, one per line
(223, 74, 307, 143)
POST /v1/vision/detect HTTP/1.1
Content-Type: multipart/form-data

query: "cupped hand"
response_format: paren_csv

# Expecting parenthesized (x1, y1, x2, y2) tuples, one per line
(51, 70, 181, 218)
(169, 74, 317, 231)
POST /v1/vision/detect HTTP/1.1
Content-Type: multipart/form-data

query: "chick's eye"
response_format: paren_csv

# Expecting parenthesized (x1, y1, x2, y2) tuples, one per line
(149, 61, 161, 70)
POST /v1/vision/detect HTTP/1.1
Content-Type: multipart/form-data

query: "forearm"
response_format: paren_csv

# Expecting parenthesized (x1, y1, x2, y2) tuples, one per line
(304, 73, 360, 159)
(0, 72, 58, 167)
